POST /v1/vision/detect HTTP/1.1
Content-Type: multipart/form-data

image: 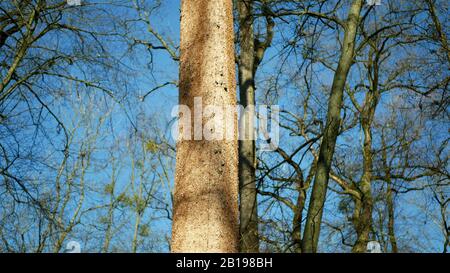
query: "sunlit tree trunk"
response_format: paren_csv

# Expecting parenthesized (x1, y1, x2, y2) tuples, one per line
(171, 0, 239, 253)
(302, 0, 363, 253)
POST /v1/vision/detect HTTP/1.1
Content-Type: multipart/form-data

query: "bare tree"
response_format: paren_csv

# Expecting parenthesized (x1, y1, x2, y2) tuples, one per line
(302, 0, 364, 253)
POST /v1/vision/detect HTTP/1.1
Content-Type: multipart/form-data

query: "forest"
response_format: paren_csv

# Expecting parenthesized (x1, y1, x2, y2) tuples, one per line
(0, 0, 448, 253)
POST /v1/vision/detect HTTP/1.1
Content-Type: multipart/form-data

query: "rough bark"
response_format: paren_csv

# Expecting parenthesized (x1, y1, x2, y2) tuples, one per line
(171, 0, 239, 253)
(302, 0, 363, 253)
(237, 0, 259, 253)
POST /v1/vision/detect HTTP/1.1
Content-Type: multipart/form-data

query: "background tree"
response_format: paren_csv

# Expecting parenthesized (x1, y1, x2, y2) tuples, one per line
(302, 0, 364, 253)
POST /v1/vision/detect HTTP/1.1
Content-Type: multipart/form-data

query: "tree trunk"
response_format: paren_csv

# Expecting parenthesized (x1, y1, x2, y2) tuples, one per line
(380, 133, 398, 252)
(171, 0, 239, 253)
(351, 121, 374, 252)
(302, 0, 363, 253)
(292, 188, 306, 253)
(386, 181, 398, 253)
(237, 0, 259, 253)
(351, 41, 380, 252)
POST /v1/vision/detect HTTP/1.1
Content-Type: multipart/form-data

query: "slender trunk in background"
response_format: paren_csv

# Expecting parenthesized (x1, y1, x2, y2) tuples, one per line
(381, 134, 398, 253)
(237, 0, 259, 253)
(293, 159, 317, 253)
(352, 96, 376, 252)
(102, 157, 117, 252)
(171, 0, 239, 252)
(302, 0, 363, 253)
(351, 43, 380, 253)
(293, 180, 308, 253)
(386, 178, 398, 253)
